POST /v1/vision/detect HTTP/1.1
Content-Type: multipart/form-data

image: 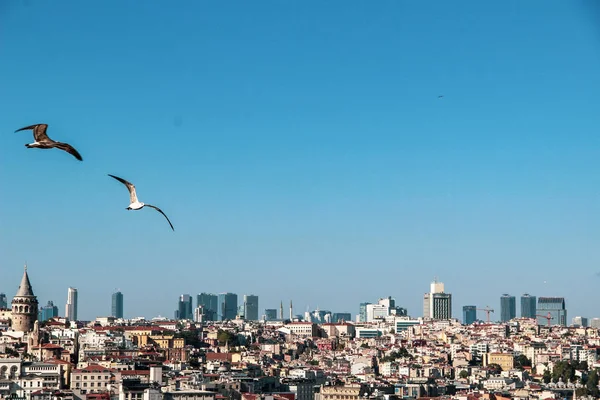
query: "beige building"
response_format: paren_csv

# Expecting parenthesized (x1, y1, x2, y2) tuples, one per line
(484, 352, 514, 371)
(319, 384, 362, 400)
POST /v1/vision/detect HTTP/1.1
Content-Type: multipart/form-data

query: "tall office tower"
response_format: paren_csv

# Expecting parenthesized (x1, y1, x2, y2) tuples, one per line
(0, 293, 7, 309)
(359, 302, 371, 322)
(537, 297, 567, 326)
(243, 295, 259, 320)
(197, 293, 218, 321)
(264, 309, 278, 320)
(520, 294, 537, 318)
(332, 312, 352, 323)
(572, 316, 588, 327)
(217, 293, 238, 321)
(65, 287, 78, 321)
(111, 291, 124, 319)
(463, 305, 477, 325)
(500, 294, 516, 322)
(423, 278, 452, 319)
(39, 301, 59, 321)
(12, 266, 39, 332)
(177, 294, 193, 320)
(591, 318, 600, 329)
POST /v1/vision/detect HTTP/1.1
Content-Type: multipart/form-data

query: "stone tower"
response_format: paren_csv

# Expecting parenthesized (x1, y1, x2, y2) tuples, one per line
(11, 265, 39, 332)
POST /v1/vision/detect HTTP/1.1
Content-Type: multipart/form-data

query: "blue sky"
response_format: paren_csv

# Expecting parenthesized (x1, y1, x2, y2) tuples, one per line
(0, 1, 599, 322)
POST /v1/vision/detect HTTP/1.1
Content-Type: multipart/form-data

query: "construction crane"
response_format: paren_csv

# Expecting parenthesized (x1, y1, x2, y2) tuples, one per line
(535, 312, 554, 327)
(477, 306, 495, 323)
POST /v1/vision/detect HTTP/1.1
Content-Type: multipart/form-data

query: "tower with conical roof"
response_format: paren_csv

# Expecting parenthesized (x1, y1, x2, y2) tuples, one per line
(11, 265, 39, 332)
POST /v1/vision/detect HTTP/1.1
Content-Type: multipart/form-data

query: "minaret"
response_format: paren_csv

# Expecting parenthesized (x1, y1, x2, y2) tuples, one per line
(289, 300, 293, 321)
(11, 264, 39, 332)
(279, 301, 284, 320)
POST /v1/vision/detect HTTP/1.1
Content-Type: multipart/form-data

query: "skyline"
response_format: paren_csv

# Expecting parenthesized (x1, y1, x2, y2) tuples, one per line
(1, 1, 599, 320)
(0, 270, 592, 323)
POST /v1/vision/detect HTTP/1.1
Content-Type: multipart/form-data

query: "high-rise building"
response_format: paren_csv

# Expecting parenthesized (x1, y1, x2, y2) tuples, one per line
(264, 309, 278, 320)
(65, 287, 78, 321)
(572, 316, 588, 327)
(197, 293, 218, 321)
(520, 294, 537, 318)
(332, 312, 352, 323)
(359, 302, 371, 322)
(423, 279, 452, 320)
(243, 295, 259, 320)
(537, 297, 567, 326)
(12, 266, 39, 332)
(177, 294, 193, 320)
(0, 293, 7, 309)
(591, 318, 600, 329)
(111, 291, 124, 319)
(217, 293, 238, 321)
(500, 294, 516, 322)
(463, 305, 477, 325)
(39, 301, 59, 321)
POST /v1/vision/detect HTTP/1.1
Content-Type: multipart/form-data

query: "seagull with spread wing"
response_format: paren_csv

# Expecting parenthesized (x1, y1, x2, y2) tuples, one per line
(15, 123, 83, 161)
(108, 174, 174, 231)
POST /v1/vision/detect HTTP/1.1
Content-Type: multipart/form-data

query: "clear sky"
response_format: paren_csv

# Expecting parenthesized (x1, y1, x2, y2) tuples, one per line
(0, 1, 599, 322)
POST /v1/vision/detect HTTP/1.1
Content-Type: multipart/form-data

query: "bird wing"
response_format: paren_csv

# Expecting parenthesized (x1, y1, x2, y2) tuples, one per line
(54, 142, 83, 161)
(108, 174, 138, 204)
(145, 204, 175, 231)
(15, 124, 51, 142)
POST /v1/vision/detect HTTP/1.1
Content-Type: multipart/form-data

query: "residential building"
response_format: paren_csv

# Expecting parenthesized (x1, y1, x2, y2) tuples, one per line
(111, 291, 123, 319)
(521, 294, 536, 318)
(463, 305, 476, 325)
(500, 294, 516, 322)
(217, 293, 238, 321)
(243, 294, 259, 320)
(65, 287, 78, 321)
(537, 297, 567, 326)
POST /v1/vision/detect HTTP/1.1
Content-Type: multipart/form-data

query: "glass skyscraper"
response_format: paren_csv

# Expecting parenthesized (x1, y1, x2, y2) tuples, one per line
(0, 293, 6, 309)
(111, 291, 124, 319)
(359, 302, 371, 322)
(197, 293, 218, 321)
(537, 297, 567, 326)
(217, 292, 238, 320)
(500, 294, 516, 322)
(264, 309, 278, 320)
(177, 294, 193, 320)
(38, 301, 59, 321)
(463, 305, 477, 325)
(520, 294, 537, 318)
(243, 294, 259, 320)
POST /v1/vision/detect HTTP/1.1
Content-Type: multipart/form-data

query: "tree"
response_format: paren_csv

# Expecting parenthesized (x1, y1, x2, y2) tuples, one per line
(543, 369, 551, 384)
(514, 354, 531, 370)
(488, 363, 502, 375)
(586, 369, 599, 397)
(459, 370, 469, 379)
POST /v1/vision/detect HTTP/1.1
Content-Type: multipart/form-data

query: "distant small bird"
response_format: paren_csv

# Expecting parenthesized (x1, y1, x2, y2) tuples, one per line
(15, 123, 83, 161)
(108, 174, 174, 231)
(438, 95, 444, 98)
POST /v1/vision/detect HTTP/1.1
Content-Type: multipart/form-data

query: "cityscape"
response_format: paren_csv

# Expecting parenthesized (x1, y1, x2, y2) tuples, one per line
(2, 1, 599, 400)
(2, 268, 600, 399)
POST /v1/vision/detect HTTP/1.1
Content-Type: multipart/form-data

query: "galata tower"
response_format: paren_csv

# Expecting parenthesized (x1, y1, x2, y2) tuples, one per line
(11, 265, 39, 332)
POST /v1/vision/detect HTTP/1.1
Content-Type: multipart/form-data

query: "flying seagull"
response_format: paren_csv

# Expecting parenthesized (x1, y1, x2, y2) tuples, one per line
(438, 95, 444, 98)
(108, 174, 174, 231)
(15, 123, 83, 161)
